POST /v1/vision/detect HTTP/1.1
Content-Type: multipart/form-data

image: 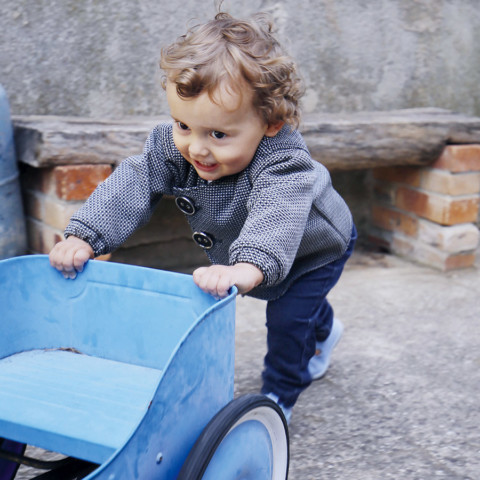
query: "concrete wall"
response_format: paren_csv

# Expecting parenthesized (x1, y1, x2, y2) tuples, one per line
(1, 0, 480, 118)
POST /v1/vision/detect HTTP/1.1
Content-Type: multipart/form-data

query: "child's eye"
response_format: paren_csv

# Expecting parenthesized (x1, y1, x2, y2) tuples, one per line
(211, 130, 226, 139)
(177, 122, 189, 130)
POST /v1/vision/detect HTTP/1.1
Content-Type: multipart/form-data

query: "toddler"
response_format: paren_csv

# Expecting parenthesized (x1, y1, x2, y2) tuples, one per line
(50, 12, 356, 423)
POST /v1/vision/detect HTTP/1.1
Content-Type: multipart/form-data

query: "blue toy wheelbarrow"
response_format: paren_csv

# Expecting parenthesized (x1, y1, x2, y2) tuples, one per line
(0, 255, 289, 479)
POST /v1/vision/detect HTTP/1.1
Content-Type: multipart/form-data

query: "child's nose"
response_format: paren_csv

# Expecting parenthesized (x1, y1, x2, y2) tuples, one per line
(188, 138, 209, 158)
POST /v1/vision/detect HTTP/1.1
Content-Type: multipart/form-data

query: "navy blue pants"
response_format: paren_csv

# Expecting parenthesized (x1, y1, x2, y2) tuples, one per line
(261, 226, 357, 408)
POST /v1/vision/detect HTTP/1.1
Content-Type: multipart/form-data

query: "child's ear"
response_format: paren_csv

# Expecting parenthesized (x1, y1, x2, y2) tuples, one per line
(265, 121, 284, 137)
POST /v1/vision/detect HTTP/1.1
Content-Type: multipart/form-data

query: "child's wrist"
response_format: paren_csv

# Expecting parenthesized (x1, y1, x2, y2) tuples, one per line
(234, 262, 264, 288)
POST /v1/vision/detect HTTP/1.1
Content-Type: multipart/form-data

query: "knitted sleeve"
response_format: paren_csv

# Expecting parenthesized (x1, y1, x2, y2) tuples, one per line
(228, 150, 317, 286)
(64, 125, 176, 256)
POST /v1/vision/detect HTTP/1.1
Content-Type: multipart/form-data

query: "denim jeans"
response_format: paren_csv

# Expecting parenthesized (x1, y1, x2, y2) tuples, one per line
(261, 225, 357, 408)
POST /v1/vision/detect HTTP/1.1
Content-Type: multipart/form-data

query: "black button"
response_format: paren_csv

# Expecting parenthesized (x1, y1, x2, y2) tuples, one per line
(175, 196, 196, 215)
(192, 231, 214, 249)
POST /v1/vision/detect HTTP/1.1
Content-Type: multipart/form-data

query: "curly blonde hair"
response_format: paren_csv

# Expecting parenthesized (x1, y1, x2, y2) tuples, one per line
(160, 12, 304, 128)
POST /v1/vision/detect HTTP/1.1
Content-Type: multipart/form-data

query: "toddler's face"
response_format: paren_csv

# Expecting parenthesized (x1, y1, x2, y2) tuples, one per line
(167, 81, 281, 181)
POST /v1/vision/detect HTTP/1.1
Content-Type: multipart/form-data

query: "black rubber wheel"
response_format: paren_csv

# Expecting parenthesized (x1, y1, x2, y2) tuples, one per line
(178, 394, 289, 480)
(0, 439, 26, 480)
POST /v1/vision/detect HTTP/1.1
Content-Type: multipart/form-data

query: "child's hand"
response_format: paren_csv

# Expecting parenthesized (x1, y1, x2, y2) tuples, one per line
(193, 263, 264, 298)
(49, 236, 94, 279)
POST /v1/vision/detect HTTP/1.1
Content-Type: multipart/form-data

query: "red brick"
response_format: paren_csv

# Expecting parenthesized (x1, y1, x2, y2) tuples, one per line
(432, 145, 480, 173)
(391, 234, 476, 271)
(96, 254, 112, 262)
(390, 234, 415, 257)
(372, 204, 418, 236)
(418, 220, 479, 253)
(23, 191, 81, 230)
(396, 187, 479, 225)
(26, 218, 63, 254)
(421, 169, 480, 196)
(22, 164, 112, 200)
(373, 167, 422, 187)
(445, 253, 476, 270)
(54, 165, 112, 200)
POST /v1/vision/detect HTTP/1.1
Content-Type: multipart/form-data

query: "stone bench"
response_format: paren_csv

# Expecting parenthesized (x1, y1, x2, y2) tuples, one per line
(13, 108, 480, 271)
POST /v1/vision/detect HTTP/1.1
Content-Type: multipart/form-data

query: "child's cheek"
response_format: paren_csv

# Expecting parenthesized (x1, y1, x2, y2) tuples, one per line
(172, 132, 186, 157)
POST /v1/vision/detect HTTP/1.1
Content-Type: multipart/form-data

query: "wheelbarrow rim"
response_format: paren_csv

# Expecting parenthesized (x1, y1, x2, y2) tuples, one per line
(177, 393, 289, 479)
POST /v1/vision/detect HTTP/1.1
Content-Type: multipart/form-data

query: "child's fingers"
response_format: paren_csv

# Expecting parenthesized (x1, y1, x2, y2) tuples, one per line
(215, 275, 234, 298)
(60, 247, 78, 279)
(50, 238, 93, 278)
(49, 242, 65, 271)
(63, 270, 77, 280)
(197, 270, 221, 297)
(192, 266, 208, 288)
(72, 248, 92, 273)
(49, 242, 73, 274)
(193, 266, 233, 298)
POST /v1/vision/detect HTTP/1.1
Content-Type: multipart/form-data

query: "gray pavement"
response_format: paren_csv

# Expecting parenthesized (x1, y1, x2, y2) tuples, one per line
(234, 250, 480, 480)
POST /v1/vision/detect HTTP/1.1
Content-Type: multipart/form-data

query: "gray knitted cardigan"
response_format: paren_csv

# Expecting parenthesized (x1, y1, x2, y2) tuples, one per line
(65, 123, 353, 300)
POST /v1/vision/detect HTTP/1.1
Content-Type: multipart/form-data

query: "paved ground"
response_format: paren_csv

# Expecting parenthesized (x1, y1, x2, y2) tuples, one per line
(234, 250, 480, 479)
(14, 249, 480, 479)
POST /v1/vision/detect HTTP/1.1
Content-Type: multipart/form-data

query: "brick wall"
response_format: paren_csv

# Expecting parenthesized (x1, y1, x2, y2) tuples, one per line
(371, 145, 480, 270)
(21, 164, 113, 260)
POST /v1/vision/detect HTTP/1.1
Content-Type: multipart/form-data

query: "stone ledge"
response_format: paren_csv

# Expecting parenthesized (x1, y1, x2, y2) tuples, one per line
(13, 108, 480, 171)
(302, 108, 480, 170)
(13, 116, 163, 168)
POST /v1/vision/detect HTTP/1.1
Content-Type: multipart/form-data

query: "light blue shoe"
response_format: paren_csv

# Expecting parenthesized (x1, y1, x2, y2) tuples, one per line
(265, 392, 292, 424)
(308, 318, 344, 381)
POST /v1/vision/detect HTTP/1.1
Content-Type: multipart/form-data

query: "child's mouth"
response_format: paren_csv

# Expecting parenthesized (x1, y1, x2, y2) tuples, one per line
(194, 160, 217, 172)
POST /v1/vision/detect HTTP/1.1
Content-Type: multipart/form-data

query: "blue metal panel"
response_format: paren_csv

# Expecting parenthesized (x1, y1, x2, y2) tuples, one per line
(0, 85, 26, 259)
(0, 255, 220, 368)
(0, 255, 237, 478)
(0, 350, 162, 463)
(84, 298, 236, 479)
